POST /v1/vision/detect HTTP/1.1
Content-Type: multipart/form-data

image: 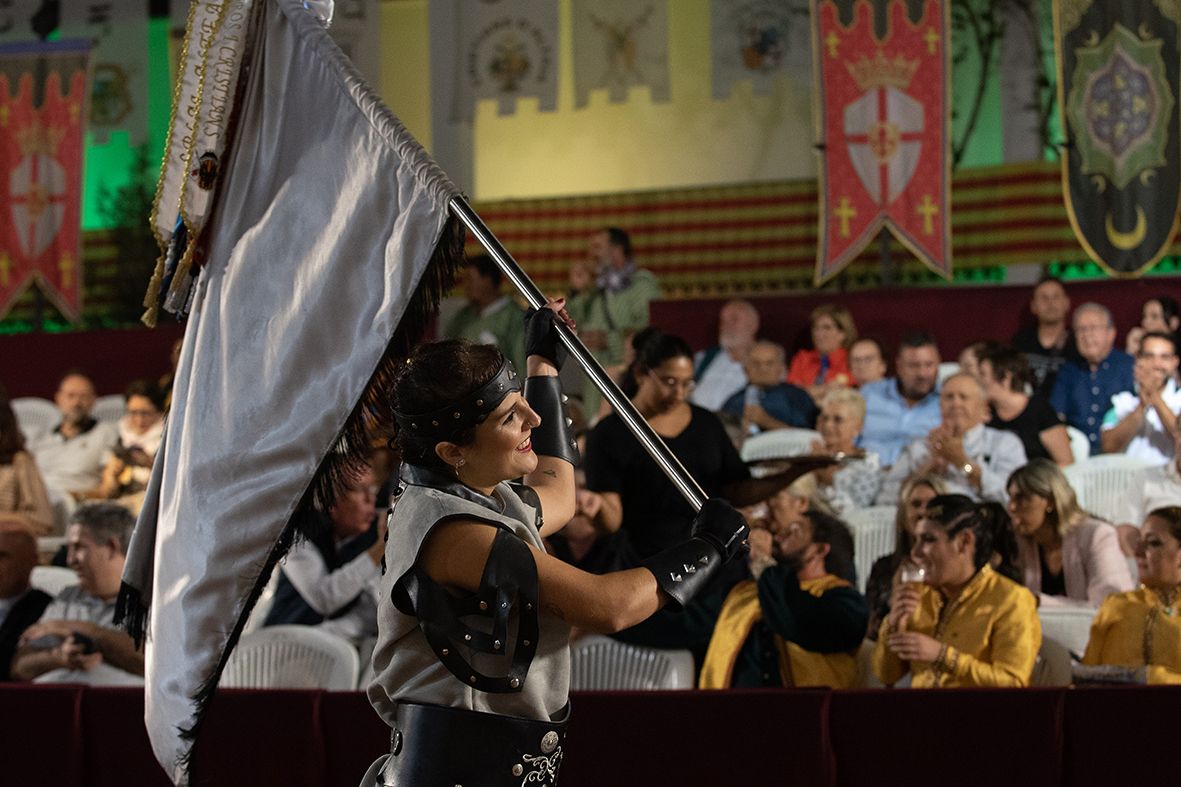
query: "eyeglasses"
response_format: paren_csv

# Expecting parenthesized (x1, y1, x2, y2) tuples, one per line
(647, 370, 696, 393)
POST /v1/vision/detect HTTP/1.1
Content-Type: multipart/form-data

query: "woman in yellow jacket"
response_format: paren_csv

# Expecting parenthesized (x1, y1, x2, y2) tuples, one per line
(873, 495, 1041, 687)
(1081, 506, 1181, 684)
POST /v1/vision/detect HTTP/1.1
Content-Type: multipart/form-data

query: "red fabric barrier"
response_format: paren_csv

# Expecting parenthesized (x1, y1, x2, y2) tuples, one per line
(320, 691, 389, 787)
(1063, 685, 1181, 787)
(0, 683, 85, 785)
(828, 688, 1064, 787)
(83, 688, 170, 787)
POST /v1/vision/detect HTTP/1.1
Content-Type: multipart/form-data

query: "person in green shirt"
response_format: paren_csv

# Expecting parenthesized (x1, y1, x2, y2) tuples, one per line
(566, 228, 660, 420)
(442, 255, 525, 372)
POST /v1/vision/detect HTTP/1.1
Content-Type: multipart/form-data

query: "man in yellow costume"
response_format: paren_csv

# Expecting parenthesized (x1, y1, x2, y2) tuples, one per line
(699, 508, 867, 688)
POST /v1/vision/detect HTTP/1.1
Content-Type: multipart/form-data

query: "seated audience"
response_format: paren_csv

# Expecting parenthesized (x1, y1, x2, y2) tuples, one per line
(263, 465, 385, 647)
(690, 299, 760, 411)
(877, 372, 1027, 505)
(848, 337, 887, 386)
(722, 340, 818, 434)
(810, 389, 881, 514)
(1101, 331, 1179, 463)
(699, 509, 867, 689)
(1115, 430, 1181, 531)
(1124, 295, 1180, 356)
(27, 371, 119, 533)
(11, 503, 143, 685)
(873, 495, 1040, 687)
(1010, 276, 1080, 396)
(1007, 459, 1133, 607)
(979, 346, 1072, 465)
(1049, 302, 1134, 456)
(957, 340, 1002, 385)
(787, 304, 855, 399)
(442, 254, 525, 372)
(865, 474, 948, 639)
(0, 384, 53, 535)
(0, 526, 52, 680)
(1081, 506, 1181, 684)
(860, 331, 942, 466)
(79, 380, 166, 513)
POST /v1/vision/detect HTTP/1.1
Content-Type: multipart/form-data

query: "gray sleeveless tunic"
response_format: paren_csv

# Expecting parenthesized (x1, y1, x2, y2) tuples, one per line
(366, 464, 571, 726)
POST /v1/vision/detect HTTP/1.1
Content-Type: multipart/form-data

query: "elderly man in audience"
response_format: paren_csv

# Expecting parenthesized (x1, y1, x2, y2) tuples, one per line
(1080, 506, 1181, 684)
(877, 372, 1026, 505)
(1100, 331, 1180, 464)
(442, 254, 525, 372)
(848, 337, 887, 387)
(11, 503, 143, 685)
(1010, 276, 1080, 396)
(0, 527, 51, 681)
(978, 346, 1073, 465)
(722, 340, 818, 434)
(860, 331, 942, 467)
(1049, 302, 1134, 456)
(566, 227, 660, 417)
(809, 388, 881, 514)
(690, 299, 760, 411)
(264, 464, 385, 648)
(699, 509, 867, 689)
(27, 371, 119, 533)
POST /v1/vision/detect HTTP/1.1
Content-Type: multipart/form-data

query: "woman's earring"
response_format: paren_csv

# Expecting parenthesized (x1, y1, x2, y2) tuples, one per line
(454, 458, 465, 478)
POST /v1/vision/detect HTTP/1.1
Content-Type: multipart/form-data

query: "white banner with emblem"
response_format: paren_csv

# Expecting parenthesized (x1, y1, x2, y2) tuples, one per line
(571, 0, 670, 107)
(709, 0, 811, 100)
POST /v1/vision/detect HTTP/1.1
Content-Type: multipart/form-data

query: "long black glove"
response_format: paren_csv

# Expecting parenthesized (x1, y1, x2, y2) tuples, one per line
(523, 307, 566, 370)
(639, 499, 749, 610)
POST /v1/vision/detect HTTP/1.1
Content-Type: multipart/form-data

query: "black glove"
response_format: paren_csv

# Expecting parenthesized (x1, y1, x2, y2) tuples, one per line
(691, 498, 749, 562)
(524, 307, 566, 370)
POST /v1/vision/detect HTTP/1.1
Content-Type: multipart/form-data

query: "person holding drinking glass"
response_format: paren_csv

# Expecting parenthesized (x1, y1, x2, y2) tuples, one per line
(873, 495, 1040, 687)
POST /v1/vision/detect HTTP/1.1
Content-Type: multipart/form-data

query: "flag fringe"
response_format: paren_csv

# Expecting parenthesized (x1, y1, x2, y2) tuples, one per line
(176, 213, 467, 783)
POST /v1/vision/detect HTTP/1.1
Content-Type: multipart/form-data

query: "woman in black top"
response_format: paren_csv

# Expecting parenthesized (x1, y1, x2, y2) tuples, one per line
(978, 345, 1073, 465)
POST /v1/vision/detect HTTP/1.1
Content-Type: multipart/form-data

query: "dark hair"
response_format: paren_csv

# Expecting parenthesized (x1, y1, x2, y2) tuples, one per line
(897, 330, 938, 354)
(0, 382, 23, 464)
(924, 494, 1020, 583)
(805, 509, 856, 583)
(1147, 506, 1181, 542)
(467, 253, 503, 289)
(1033, 275, 1066, 294)
(978, 345, 1033, 392)
(620, 327, 693, 397)
(57, 369, 94, 390)
(1147, 296, 1180, 327)
(392, 340, 505, 470)
(71, 501, 136, 555)
(604, 227, 632, 259)
(1139, 330, 1178, 356)
(124, 379, 166, 413)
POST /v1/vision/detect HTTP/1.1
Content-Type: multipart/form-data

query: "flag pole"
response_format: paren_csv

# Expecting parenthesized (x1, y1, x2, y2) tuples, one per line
(448, 196, 708, 512)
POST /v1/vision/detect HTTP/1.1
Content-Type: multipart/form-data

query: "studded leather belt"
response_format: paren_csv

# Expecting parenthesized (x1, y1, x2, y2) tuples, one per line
(376, 700, 570, 786)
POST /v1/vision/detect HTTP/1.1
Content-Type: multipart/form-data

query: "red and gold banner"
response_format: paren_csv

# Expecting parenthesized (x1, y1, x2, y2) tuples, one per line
(0, 40, 90, 323)
(812, 0, 950, 284)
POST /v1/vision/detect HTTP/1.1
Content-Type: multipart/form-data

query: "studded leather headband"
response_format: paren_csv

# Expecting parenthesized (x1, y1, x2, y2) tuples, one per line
(394, 358, 522, 444)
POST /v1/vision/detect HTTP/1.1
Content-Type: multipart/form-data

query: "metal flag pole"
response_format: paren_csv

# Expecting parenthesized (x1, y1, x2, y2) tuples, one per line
(449, 196, 708, 513)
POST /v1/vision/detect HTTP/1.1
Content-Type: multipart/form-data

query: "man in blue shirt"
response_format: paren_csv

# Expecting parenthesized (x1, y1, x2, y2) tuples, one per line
(1049, 302, 1135, 456)
(860, 332, 942, 466)
(722, 340, 817, 432)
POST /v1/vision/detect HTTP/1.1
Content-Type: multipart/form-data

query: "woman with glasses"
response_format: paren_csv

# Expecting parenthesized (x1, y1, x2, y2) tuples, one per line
(580, 327, 751, 656)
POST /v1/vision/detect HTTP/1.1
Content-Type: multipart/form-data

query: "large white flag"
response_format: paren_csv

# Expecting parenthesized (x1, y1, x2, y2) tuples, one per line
(431, 0, 559, 121)
(60, 0, 150, 145)
(120, 0, 463, 781)
(709, 0, 811, 100)
(571, 0, 670, 107)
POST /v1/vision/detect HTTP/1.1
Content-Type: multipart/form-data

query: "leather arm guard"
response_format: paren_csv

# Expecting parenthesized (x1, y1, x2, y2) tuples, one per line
(523, 375, 580, 465)
(639, 537, 724, 611)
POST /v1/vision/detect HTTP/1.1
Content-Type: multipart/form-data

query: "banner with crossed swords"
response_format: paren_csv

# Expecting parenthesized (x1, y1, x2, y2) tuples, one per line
(0, 40, 90, 323)
(811, 0, 951, 284)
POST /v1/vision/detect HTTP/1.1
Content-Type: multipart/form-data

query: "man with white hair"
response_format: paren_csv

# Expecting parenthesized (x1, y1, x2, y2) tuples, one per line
(690, 299, 760, 410)
(877, 372, 1027, 505)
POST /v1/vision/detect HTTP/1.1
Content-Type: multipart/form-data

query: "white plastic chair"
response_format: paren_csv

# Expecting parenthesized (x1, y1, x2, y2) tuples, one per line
(569, 634, 696, 690)
(740, 428, 822, 462)
(11, 397, 58, 440)
(843, 505, 898, 593)
(936, 362, 961, 385)
(92, 394, 126, 424)
(30, 565, 78, 596)
(1038, 604, 1097, 659)
(1065, 426, 1090, 463)
(220, 625, 359, 690)
(1062, 454, 1155, 524)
